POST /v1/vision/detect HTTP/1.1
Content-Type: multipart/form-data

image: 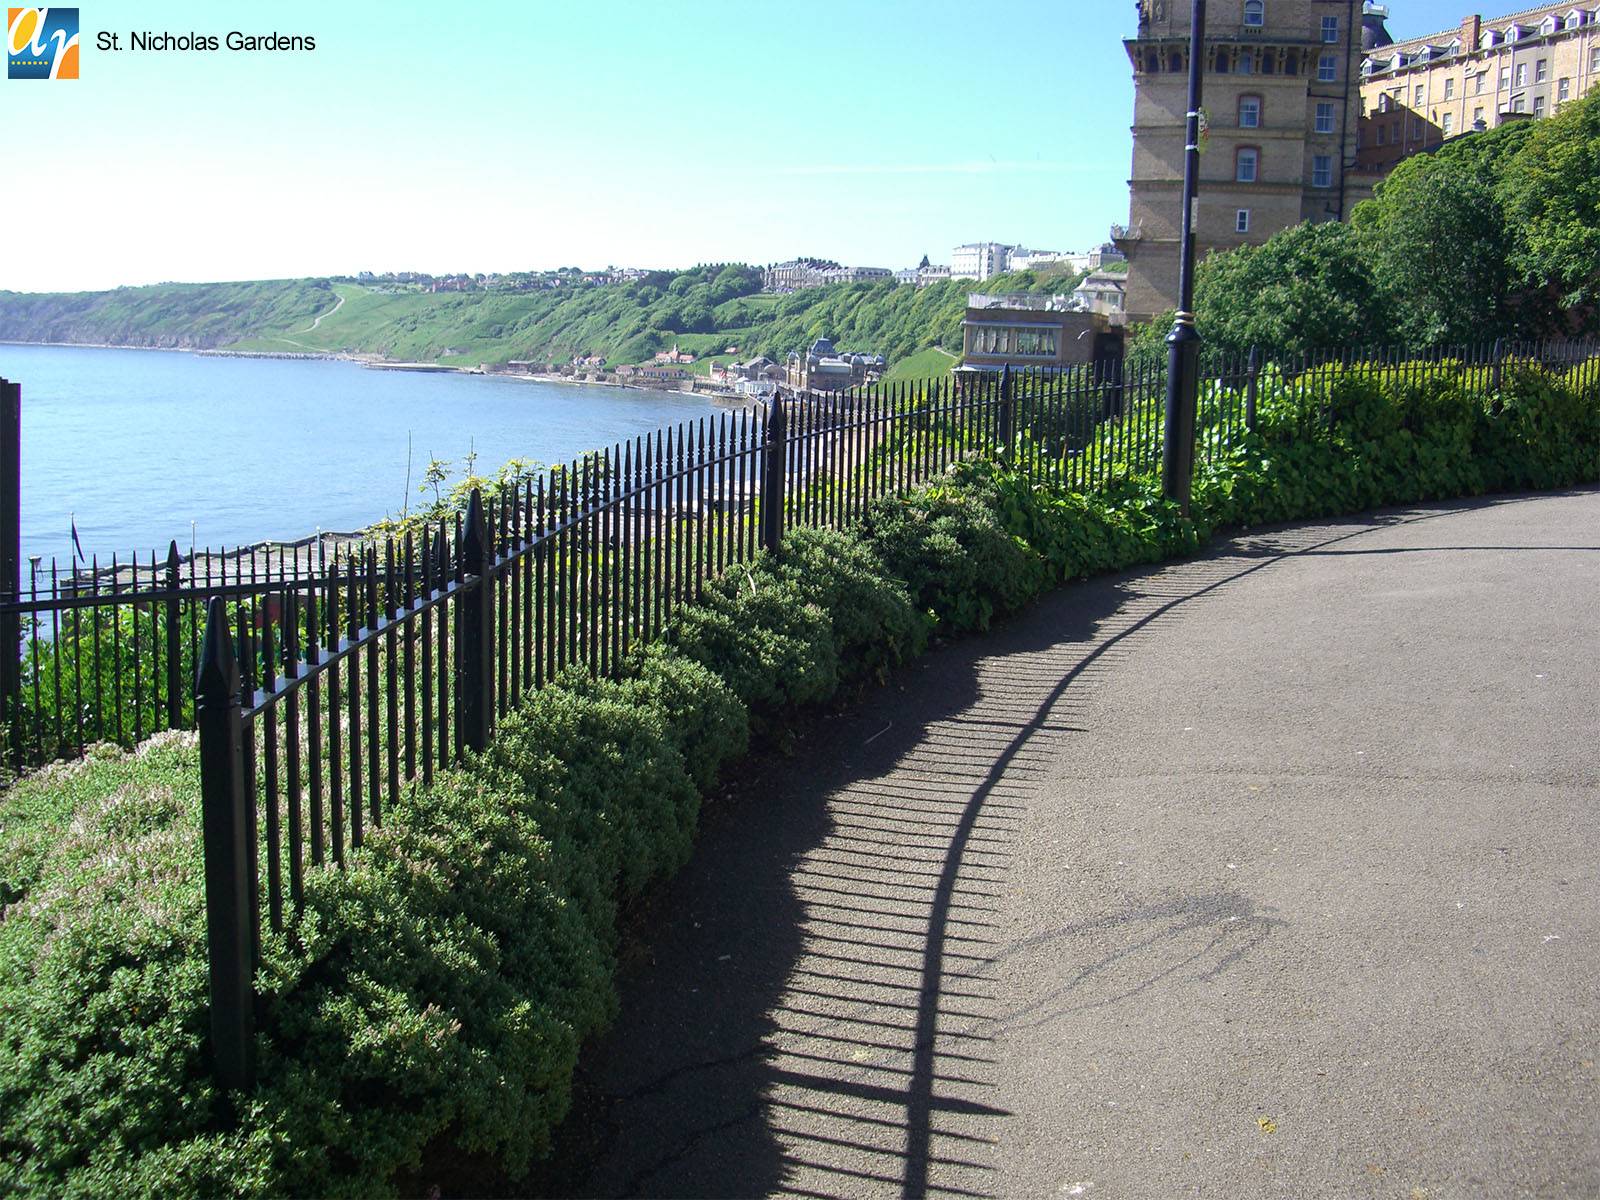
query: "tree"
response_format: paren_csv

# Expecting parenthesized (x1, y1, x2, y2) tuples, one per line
(1355, 154, 1512, 346)
(1498, 87, 1600, 330)
(1186, 220, 1390, 357)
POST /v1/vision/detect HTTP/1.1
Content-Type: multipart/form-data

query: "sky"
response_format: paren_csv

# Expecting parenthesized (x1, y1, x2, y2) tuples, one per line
(5, 0, 1478, 292)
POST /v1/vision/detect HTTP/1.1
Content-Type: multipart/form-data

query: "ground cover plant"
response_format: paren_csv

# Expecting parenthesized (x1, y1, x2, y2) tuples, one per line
(1, 353, 1596, 1196)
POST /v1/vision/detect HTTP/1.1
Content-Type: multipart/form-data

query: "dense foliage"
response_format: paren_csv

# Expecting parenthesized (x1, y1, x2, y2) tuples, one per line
(1130, 87, 1600, 358)
(2, 351, 1595, 1196)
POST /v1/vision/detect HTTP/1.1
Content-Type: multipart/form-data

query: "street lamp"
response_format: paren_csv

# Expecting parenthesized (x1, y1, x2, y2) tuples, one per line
(1162, 0, 1207, 515)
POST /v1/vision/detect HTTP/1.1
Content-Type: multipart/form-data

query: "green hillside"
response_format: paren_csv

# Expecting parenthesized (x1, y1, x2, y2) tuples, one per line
(0, 262, 1089, 369)
(0, 279, 334, 350)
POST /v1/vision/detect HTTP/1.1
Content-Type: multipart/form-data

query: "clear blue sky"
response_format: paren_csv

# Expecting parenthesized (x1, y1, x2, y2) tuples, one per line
(6, 0, 1474, 292)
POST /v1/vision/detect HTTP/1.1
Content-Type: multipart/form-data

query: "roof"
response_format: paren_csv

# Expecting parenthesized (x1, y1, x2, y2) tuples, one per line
(1374, 1, 1592, 52)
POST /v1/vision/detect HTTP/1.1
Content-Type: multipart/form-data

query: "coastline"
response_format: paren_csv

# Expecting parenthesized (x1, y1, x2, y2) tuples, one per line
(0, 340, 758, 405)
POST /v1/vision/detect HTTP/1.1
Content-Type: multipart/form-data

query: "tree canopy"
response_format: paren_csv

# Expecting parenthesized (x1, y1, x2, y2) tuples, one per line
(1133, 86, 1600, 356)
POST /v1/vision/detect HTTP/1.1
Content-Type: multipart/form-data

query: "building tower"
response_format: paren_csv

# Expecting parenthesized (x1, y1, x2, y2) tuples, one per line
(1116, 0, 1373, 323)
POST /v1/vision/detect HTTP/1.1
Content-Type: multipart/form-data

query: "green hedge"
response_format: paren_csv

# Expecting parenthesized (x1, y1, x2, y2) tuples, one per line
(2, 355, 1596, 1196)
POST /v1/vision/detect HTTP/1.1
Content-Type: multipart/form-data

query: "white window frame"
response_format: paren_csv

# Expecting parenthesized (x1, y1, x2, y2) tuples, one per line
(1558, 77, 1571, 101)
(1239, 95, 1262, 127)
(1442, 111, 1455, 135)
(1236, 208, 1251, 233)
(1515, 63, 1528, 86)
(1444, 76, 1455, 98)
(1236, 146, 1259, 182)
(1318, 52, 1338, 82)
(1322, 14, 1340, 42)
(1533, 94, 1546, 116)
(1243, 0, 1264, 27)
(1536, 58, 1548, 82)
(1312, 154, 1333, 188)
(1315, 101, 1336, 133)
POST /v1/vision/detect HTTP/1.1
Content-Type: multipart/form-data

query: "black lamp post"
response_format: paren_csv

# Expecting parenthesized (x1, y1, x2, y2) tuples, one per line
(1162, 0, 1207, 514)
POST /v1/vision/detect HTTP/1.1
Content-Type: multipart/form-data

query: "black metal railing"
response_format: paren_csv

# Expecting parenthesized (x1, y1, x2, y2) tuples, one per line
(4, 333, 1600, 1091)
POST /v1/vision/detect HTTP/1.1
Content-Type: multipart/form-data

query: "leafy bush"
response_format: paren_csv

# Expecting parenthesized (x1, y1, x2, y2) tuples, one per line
(859, 464, 1044, 633)
(662, 571, 838, 722)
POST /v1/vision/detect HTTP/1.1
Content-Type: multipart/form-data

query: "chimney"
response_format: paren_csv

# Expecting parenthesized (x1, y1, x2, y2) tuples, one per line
(1462, 14, 1481, 50)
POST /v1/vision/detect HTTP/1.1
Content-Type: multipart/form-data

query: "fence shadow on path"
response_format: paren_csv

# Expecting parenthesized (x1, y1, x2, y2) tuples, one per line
(558, 491, 1579, 1200)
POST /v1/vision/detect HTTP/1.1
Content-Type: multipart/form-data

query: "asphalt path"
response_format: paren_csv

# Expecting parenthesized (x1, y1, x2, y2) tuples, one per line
(571, 489, 1600, 1200)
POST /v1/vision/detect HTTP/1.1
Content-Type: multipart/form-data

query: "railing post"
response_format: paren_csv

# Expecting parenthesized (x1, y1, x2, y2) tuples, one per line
(165, 540, 183, 728)
(1491, 337, 1506, 391)
(459, 488, 493, 752)
(761, 392, 787, 553)
(1245, 345, 1261, 431)
(0, 379, 19, 767)
(997, 365, 1015, 464)
(196, 597, 255, 1093)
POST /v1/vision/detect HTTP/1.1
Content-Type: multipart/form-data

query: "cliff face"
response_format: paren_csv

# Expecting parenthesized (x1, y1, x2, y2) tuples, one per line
(0, 279, 334, 350)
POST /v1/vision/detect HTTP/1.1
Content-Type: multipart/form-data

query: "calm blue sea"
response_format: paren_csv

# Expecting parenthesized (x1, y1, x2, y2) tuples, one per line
(0, 344, 731, 569)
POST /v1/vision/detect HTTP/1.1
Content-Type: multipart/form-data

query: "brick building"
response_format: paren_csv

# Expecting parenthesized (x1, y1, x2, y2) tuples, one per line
(1358, 3, 1600, 173)
(1117, 0, 1377, 323)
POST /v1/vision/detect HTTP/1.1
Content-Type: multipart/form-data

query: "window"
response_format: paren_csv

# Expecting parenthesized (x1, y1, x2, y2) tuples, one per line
(1536, 58, 1548, 82)
(1500, 66, 1510, 88)
(1236, 209, 1251, 233)
(1239, 95, 1262, 127)
(1315, 100, 1336, 133)
(1379, 93, 1392, 112)
(1558, 77, 1571, 101)
(1412, 116, 1422, 136)
(1261, 51, 1275, 74)
(1243, 0, 1264, 26)
(1593, 46, 1600, 72)
(1391, 119, 1401, 140)
(1475, 72, 1486, 94)
(1312, 154, 1333, 187)
(1415, 84, 1425, 105)
(1284, 51, 1298, 75)
(1444, 77, 1455, 99)
(1442, 111, 1455, 135)
(1235, 146, 1259, 182)
(1146, 51, 1160, 72)
(1515, 63, 1527, 86)
(1474, 105, 1485, 126)
(1533, 94, 1546, 116)
(1216, 49, 1230, 72)
(1238, 51, 1254, 74)
(1322, 14, 1340, 42)
(1377, 123, 1387, 145)
(1171, 52, 1184, 71)
(1318, 52, 1337, 81)
(1513, 95, 1526, 111)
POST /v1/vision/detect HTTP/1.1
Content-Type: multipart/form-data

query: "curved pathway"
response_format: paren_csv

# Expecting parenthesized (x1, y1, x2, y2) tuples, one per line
(572, 489, 1600, 1199)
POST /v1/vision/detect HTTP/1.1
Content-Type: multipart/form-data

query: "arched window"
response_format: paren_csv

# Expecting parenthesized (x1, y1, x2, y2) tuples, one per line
(1244, 0, 1265, 26)
(1239, 94, 1262, 127)
(1235, 146, 1260, 182)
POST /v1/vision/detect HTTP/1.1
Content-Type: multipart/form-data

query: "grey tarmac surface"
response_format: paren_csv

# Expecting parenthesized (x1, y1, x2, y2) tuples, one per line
(573, 489, 1600, 1200)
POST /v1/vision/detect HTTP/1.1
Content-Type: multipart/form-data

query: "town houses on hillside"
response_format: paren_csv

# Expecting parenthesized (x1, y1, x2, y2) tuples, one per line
(762, 242, 1123, 294)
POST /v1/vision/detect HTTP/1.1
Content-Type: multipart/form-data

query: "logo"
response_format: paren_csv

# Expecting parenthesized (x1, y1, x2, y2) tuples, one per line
(8, 7, 78, 79)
